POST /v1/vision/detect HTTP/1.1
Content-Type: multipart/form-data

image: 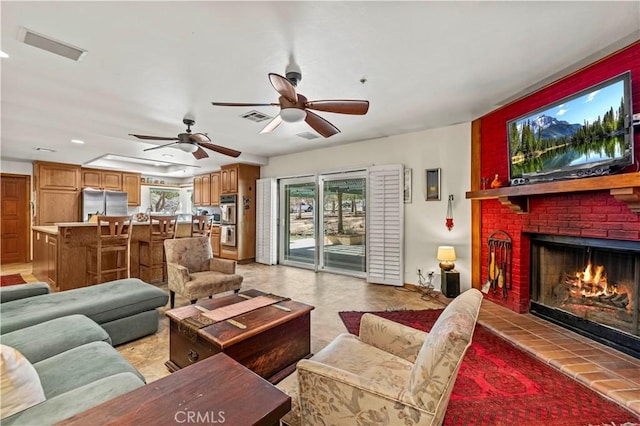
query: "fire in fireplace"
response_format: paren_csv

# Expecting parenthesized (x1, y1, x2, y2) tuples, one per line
(529, 234, 639, 358)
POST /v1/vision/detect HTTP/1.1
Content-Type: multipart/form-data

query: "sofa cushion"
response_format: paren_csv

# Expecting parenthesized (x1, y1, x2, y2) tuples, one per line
(1, 372, 144, 426)
(0, 345, 46, 419)
(0, 282, 50, 303)
(34, 341, 144, 398)
(0, 315, 111, 364)
(0, 278, 168, 335)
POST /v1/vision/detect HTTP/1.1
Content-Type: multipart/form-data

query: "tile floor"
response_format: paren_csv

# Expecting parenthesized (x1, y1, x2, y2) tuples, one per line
(5, 261, 640, 418)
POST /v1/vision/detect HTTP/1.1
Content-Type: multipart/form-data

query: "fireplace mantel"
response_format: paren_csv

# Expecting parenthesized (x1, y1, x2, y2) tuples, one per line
(466, 173, 640, 214)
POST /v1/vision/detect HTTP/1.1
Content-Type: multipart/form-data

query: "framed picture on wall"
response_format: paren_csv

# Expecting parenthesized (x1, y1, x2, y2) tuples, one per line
(404, 168, 412, 203)
(425, 168, 441, 201)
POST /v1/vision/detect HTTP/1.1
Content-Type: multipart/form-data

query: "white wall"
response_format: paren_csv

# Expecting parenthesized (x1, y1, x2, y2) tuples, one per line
(1, 159, 33, 176)
(261, 122, 472, 291)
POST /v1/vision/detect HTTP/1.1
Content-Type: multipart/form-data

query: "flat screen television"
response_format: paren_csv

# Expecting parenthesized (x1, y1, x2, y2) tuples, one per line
(507, 71, 634, 185)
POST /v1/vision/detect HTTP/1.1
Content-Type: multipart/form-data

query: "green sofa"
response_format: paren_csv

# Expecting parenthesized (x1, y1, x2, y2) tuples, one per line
(1, 315, 146, 425)
(0, 278, 168, 345)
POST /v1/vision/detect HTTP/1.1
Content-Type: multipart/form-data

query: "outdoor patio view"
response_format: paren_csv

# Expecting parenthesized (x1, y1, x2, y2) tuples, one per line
(282, 176, 366, 274)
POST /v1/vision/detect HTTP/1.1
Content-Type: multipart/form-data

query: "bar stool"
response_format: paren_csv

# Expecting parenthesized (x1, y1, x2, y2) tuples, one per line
(86, 215, 133, 285)
(139, 215, 177, 283)
(190, 215, 212, 238)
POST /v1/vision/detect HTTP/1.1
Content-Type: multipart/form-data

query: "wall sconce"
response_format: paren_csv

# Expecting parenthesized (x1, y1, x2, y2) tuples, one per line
(437, 246, 456, 271)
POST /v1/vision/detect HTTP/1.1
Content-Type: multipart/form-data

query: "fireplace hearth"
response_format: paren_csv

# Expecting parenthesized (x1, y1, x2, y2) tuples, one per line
(529, 234, 639, 358)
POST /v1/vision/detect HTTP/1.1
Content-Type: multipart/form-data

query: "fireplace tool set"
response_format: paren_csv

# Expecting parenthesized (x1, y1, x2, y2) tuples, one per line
(487, 230, 512, 299)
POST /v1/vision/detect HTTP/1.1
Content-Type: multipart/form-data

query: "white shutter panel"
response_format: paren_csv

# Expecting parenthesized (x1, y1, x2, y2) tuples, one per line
(366, 165, 404, 286)
(256, 178, 278, 265)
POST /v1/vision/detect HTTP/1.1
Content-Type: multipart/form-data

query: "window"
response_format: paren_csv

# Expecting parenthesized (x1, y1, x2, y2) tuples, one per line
(149, 188, 181, 213)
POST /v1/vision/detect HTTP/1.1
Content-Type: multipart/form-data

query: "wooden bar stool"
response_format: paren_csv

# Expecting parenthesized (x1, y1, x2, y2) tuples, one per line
(86, 215, 133, 285)
(190, 215, 212, 238)
(139, 215, 177, 283)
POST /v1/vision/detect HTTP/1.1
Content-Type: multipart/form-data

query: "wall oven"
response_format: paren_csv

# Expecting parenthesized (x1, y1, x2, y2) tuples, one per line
(220, 195, 237, 247)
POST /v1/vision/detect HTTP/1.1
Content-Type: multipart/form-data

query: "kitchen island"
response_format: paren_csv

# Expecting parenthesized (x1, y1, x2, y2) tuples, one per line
(32, 221, 220, 292)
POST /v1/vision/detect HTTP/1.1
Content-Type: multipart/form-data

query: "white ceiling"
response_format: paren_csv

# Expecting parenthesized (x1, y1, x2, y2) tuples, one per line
(2, 1, 639, 177)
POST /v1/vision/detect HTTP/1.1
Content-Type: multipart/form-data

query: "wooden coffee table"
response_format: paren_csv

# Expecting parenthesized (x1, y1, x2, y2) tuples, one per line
(57, 353, 290, 426)
(165, 289, 314, 382)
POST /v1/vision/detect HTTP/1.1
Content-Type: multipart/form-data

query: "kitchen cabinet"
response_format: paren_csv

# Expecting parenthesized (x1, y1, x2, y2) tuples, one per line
(122, 172, 141, 206)
(193, 175, 203, 206)
(32, 229, 57, 291)
(82, 168, 122, 190)
(210, 172, 220, 206)
(221, 164, 238, 194)
(201, 174, 211, 206)
(35, 161, 81, 191)
(34, 161, 81, 225)
(210, 226, 221, 257)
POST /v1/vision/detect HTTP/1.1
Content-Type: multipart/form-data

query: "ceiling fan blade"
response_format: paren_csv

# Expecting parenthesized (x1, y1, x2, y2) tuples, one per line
(142, 141, 178, 152)
(259, 115, 283, 134)
(211, 102, 279, 107)
(130, 134, 179, 141)
(268, 73, 297, 103)
(192, 147, 209, 160)
(305, 110, 340, 138)
(189, 133, 211, 143)
(305, 100, 370, 115)
(198, 142, 242, 158)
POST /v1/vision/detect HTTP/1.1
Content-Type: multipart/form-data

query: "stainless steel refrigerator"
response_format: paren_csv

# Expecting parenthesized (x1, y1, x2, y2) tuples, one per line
(82, 188, 128, 221)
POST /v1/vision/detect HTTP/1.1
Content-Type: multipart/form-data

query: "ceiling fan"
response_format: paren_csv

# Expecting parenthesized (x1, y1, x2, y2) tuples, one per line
(211, 64, 369, 138)
(129, 118, 241, 159)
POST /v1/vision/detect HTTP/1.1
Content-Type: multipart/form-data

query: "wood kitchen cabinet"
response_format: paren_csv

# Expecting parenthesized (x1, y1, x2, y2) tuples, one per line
(122, 172, 141, 206)
(35, 161, 81, 191)
(193, 175, 203, 206)
(210, 226, 221, 257)
(81, 168, 122, 190)
(32, 229, 57, 291)
(210, 172, 220, 206)
(220, 164, 238, 194)
(193, 173, 214, 206)
(34, 161, 81, 225)
(201, 174, 211, 206)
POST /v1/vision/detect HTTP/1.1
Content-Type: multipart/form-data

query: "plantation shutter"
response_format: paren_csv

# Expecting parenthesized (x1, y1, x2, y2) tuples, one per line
(256, 178, 278, 265)
(366, 164, 404, 286)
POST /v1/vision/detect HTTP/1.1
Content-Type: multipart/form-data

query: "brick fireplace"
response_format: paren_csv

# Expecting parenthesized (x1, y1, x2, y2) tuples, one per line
(468, 42, 640, 352)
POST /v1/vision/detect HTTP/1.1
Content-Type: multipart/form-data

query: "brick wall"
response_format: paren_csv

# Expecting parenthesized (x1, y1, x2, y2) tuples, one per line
(478, 41, 640, 313)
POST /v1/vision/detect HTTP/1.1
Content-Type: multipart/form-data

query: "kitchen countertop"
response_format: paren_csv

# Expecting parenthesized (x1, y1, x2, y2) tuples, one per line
(32, 225, 58, 234)
(33, 221, 220, 231)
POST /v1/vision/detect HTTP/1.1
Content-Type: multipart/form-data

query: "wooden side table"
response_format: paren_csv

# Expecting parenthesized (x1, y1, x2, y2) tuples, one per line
(57, 353, 291, 426)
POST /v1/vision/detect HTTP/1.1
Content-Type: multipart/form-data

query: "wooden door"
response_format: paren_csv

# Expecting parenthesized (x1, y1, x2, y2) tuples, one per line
(1, 174, 30, 264)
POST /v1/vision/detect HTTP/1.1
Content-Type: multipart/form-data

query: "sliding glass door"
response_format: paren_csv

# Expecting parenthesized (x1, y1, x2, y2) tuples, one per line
(279, 178, 316, 269)
(279, 172, 367, 276)
(319, 172, 366, 275)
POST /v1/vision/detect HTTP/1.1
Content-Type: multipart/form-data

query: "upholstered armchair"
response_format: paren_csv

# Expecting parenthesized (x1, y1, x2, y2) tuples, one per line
(163, 237, 243, 308)
(277, 288, 483, 426)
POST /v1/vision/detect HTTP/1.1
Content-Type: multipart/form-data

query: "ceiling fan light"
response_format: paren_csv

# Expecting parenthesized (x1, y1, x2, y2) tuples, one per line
(280, 108, 306, 123)
(178, 143, 198, 153)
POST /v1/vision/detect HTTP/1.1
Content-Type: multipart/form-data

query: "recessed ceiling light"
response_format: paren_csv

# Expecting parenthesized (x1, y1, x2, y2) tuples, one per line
(162, 154, 173, 158)
(0, 51, 8, 58)
(154, 163, 162, 166)
(71, 139, 85, 144)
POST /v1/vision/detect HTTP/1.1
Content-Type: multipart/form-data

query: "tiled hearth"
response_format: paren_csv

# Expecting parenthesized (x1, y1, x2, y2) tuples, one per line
(479, 301, 640, 416)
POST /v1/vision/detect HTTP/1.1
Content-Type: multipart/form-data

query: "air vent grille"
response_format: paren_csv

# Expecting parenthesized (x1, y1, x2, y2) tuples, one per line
(19, 28, 87, 61)
(240, 110, 273, 123)
(296, 132, 319, 140)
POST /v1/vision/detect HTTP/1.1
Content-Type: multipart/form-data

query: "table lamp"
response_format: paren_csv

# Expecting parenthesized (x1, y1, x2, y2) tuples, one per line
(437, 246, 456, 271)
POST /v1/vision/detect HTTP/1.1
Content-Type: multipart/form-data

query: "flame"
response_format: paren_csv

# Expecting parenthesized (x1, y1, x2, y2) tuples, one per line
(570, 263, 615, 297)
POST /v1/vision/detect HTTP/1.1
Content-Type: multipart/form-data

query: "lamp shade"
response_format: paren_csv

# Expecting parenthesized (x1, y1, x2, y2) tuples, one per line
(178, 143, 198, 153)
(280, 108, 306, 123)
(437, 246, 456, 271)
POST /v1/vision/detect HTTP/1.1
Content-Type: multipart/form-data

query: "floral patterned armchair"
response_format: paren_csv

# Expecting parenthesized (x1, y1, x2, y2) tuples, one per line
(163, 237, 242, 308)
(277, 288, 483, 426)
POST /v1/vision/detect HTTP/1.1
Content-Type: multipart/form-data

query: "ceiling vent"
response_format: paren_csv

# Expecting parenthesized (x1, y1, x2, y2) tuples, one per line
(240, 110, 273, 123)
(296, 132, 319, 140)
(19, 28, 87, 61)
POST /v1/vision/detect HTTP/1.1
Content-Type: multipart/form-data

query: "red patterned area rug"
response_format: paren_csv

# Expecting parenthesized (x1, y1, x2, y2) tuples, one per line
(339, 309, 639, 426)
(0, 274, 26, 287)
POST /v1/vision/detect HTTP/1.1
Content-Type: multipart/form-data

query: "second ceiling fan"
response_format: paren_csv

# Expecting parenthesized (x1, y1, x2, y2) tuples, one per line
(212, 64, 369, 138)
